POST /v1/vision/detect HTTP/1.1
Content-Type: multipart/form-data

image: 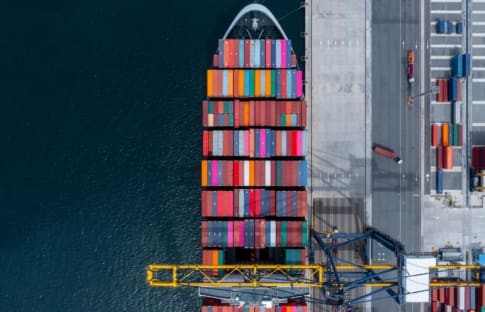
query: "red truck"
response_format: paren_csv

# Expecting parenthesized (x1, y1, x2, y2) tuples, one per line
(372, 144, 402, 164)
(407, 50, 415, 84)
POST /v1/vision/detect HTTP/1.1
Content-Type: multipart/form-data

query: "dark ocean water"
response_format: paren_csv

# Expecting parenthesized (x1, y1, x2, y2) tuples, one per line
(0, 1, 303, 311)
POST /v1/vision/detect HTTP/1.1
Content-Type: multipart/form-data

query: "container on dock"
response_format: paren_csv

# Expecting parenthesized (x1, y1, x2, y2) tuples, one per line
(437, 20, 447, 34)
(443, 146, 453, 169)
(449, 78, 458, 102)
(452, 124, 459, 146)
(456, 21, 463, 34)
(437, 169, 443, 194)
(442, 123, 449, 147)
(473, 146, 485, 169)
(453, 102, 461, 124)
(463, 53, 471, 77)
(436, 79, 449, 102)
(437, 146, 443, 170)
(431, 124, 439, 147)
(447, 21, 453, 34)
(451, 55, 464, 78)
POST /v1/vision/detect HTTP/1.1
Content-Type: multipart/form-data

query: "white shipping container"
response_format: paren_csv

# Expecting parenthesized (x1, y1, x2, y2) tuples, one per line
(457, 286, 465, 309)
(250, 40, 255, 68)
(255, 40, 261, 68)
(275, 40, 281, 69)
(270, 221, 276, 247)
(282, 131, 287, 156)
(244, 160, 249, 186)
(265, 160, 271, 186)
(260, 69, 266, 96)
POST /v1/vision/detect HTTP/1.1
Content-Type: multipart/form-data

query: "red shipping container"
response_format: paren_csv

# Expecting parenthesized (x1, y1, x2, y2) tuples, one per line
(231, 39, 237, 68)
(302, 101, 307, 127)
(458, 124, 463, 146)
(202, 100, 208, 126)
(244, 39, 250, 67)
(201, 191, 208, 216)
(213, 54, 219, 68)
(431, 301, 439, 312)
(439, 287, 446, 302)
(443, 146, 453, 169)
(201, 221, 208, 246)
(255, 189, 261, 217)
(265, 39, 271, 68)
(281, 69, 287, 99)
(223, 40, 229, 68)
(431, 288, 438, 302)
(431, 124, 439, 147)
(479, 285, 485, 306)
(437, 147, 443, 170)
(448, 286, 455, 306)
(444, 79, 449, 102)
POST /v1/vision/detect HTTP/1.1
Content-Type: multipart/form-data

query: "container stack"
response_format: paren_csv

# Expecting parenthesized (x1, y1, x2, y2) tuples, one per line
(430, 285, 485, 312)
(201, 37, 308, 302)
(471, 146, 485, 192)
(431, 123, 462, 194)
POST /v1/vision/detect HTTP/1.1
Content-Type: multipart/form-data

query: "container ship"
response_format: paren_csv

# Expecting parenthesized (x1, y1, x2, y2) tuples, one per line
(200, 3, 308, 312)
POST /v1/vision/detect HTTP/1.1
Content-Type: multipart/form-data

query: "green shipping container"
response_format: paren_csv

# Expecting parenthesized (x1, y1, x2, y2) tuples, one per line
(276, 161, 282, 186)
(281, 221, 287, 247)
(222, 221, 227, 247)
(280, 114, 286, 127)
(453, 123, 459, 146)
(249, 70, 255, 96)
(270, 70, 276, 96)
(302, 221, 308, 247)
(208, 101, 214, 114)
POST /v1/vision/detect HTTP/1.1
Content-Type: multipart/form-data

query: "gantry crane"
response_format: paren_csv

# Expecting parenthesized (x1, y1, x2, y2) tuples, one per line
(147, 227, 482, 308)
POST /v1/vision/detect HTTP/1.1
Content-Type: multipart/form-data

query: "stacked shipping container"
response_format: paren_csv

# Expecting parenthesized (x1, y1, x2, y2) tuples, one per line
(431, 123, 462, 194)
(430, 285, 485, 312)
(203, 129, 307, 157)
(201, 34, 308, 312)
(202, 100, 307, 128)
(201, 302, 308, 312)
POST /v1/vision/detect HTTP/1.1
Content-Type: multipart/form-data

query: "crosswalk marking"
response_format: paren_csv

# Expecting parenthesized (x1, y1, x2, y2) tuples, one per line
(431, 55, 453, 59)
(431, 44, 462, 48)
(431, 10, 462, 14)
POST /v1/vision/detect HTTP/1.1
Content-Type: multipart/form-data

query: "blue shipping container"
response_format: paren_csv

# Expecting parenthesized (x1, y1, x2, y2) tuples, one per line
(447, 21, 453, 34)
(451, 55, 463, 78)
(456, 21, 463, 34)
(463, 53, 471, 77)
(437, 20, 447, 34)
(449, 78, 458, 101)
(436, 170, 443, 194)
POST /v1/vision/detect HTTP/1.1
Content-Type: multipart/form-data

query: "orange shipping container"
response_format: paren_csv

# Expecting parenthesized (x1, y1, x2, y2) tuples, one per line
(443, 146, 453, 169)
(255, 69, 261, 97)
(201, 160, 208, 186)
(227, 69, 234, 97)
(207, 70, 213, 97)
(442, 123, 449, 147)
